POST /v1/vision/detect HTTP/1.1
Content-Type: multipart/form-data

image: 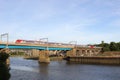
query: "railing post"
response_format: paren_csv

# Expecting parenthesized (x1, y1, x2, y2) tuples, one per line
(39, 38, 48, 50)
(1, 33, 9, 48)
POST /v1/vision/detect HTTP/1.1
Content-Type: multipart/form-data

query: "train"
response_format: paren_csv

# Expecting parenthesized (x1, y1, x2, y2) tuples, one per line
(15, 39, 95, 48)
(15, 39, 69, 45)
(15, 39, 41, 44)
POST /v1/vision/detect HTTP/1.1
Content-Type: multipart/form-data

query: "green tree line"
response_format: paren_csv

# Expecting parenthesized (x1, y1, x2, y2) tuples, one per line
(95, 41, 120, 52)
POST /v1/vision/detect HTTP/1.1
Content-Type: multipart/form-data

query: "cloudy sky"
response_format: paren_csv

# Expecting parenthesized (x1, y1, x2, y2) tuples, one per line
(0, 0, 120, 44)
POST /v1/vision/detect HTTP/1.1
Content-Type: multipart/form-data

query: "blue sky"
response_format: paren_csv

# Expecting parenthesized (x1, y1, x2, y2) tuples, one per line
(0, 0, 120, 44)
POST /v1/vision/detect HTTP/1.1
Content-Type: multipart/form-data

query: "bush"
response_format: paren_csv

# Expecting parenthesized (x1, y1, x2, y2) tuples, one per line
(0, 52, 9, 62)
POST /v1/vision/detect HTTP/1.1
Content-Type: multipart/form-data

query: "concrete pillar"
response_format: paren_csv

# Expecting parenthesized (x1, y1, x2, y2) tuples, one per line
(89, 50, 92, 56)
(76, 50, 80, 56)
(79, 49, 83, 56)
(87, 50, 90, 56)
(39, 50, 50, 63)
(85, 50, 87, 55)
(78, 49, 83, 56)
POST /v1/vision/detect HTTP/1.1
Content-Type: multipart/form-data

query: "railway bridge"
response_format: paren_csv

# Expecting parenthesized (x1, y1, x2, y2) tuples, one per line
(0, 41, 102, 63)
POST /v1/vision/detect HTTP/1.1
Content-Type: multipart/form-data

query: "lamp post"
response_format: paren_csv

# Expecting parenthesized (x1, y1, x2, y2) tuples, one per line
(1, 33, 9, 48)
(39, 38, 48, 50)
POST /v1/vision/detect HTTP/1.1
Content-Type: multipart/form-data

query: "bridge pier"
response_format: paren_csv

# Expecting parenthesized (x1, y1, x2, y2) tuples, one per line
(39, 50, 50, 63)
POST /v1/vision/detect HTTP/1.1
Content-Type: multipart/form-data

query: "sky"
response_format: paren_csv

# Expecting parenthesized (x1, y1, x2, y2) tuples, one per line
(0, 0, 120, 44)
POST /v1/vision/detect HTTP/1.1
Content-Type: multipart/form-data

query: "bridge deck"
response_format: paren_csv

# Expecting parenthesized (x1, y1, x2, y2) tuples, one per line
(0, 42, 73, 50)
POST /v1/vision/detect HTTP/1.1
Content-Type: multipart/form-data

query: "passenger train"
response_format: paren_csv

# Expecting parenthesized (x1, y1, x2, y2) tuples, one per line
(15, 39, 41, 44)
(15, 39, 71, 46)
(15, 39, 95, 48)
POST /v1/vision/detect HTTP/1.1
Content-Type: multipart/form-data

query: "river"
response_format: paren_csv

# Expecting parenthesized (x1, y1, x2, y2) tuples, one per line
(5, 57, 120, 80)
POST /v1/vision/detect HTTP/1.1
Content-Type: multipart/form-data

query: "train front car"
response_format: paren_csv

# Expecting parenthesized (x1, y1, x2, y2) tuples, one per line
(15, 39, 23, 43)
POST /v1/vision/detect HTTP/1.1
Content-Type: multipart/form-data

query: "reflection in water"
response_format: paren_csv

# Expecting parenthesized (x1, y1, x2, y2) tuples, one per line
(0, 63, 11, 80)
(38, 63, 49, 79)
(39, 63, 48, 74)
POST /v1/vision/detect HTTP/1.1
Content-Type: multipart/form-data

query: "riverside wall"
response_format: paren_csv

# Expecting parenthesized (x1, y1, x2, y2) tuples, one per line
(67, 56, 120, 65)
(66, 47, 120, 65)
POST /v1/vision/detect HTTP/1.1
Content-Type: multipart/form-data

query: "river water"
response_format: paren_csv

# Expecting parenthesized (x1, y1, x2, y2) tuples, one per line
(6, 57, 120, 80)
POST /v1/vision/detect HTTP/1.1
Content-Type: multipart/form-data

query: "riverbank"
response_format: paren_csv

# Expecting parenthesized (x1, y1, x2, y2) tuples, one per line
(98, 51, 120, 56)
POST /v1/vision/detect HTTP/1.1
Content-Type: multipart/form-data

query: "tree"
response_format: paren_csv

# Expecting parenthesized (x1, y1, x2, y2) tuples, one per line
(109, 42, 119, 51)
(0, 52, 9, 62)
(97, 41, 110, 52)
(116, 42, 120, 51)
(103, 43, 110, 51)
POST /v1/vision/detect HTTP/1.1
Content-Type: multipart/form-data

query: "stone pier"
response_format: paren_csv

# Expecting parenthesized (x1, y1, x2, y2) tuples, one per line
(39, 50, 50, 63)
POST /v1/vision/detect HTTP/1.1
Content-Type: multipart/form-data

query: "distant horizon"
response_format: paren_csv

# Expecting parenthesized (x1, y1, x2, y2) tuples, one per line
(0, 0, 120, 44)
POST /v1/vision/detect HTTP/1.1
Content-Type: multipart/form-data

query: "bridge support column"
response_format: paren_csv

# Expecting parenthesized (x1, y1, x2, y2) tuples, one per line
(39, 50, 50, 63)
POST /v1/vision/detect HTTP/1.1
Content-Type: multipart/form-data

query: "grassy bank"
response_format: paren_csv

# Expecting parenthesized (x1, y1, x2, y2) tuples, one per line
(96, 51, 120, 56)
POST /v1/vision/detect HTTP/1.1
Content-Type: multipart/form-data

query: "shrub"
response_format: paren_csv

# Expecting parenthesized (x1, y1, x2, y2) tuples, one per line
(0, 52, 9, 62)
